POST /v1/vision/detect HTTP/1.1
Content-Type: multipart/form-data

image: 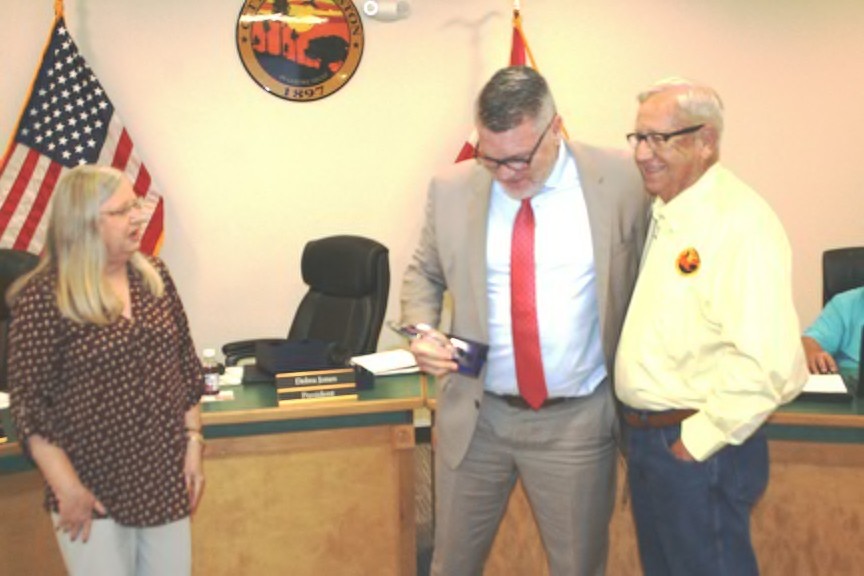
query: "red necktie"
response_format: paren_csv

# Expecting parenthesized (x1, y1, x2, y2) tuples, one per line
(511, 199, 548, 409)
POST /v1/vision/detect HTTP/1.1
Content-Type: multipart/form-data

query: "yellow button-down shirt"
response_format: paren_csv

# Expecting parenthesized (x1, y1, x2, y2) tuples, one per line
(615, 164, 807, 460)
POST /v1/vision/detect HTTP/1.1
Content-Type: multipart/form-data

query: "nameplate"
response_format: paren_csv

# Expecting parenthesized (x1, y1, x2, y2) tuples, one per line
(277, 382, 356, 395)
(278, 386, 359, 404)
(276, 367, 357, 390)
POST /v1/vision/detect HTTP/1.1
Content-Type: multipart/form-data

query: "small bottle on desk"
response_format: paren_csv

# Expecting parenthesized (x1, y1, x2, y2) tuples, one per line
(202, 348, 221, 395)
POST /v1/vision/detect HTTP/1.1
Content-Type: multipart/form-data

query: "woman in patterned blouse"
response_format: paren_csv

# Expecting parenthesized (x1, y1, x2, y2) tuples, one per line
(7, 165, 205, 575)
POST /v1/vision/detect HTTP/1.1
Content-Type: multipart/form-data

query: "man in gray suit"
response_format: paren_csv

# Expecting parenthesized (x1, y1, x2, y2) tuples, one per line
(400, 66, 648, 576)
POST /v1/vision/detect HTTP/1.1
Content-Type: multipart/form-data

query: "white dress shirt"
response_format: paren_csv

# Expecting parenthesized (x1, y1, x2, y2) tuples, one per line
(484, 142, 606, 398)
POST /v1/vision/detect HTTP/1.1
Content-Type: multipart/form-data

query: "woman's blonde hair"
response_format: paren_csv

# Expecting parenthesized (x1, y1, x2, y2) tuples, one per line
(7, 165, 163, 324)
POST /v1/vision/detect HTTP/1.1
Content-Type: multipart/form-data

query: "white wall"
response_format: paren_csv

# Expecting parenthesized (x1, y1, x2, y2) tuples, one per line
(2, 0, 862, 355)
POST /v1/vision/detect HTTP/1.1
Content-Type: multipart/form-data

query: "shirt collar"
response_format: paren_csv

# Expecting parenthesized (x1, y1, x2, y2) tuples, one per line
(651, 163, 723, 233)
(542, 140, 571, 193)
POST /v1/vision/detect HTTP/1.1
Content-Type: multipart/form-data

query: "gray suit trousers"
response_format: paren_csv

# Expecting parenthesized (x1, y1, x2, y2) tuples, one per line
(431, 381, 618, 576)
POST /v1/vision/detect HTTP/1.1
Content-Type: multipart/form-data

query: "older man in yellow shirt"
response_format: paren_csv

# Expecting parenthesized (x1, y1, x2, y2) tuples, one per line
(614, 78, 807, 576)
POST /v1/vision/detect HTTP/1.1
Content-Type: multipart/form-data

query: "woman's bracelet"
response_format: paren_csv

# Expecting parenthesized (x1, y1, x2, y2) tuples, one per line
(185, 428, 205, 446)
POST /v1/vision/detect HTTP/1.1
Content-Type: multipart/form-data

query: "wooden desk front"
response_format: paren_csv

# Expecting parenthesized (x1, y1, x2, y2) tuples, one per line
(0, 373, 423, 576)
(426, 382, 864, 576)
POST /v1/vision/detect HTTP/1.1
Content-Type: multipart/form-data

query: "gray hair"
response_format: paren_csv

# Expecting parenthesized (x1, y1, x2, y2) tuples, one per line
(638, 77, 724, 138)
(476, 66, 556, 132)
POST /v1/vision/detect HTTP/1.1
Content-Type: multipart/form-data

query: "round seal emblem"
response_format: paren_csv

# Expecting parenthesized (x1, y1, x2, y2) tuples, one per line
(236, 0, 365, 102)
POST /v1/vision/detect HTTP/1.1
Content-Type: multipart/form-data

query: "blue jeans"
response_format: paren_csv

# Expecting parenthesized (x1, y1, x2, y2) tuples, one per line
(626, 423, 768, 576)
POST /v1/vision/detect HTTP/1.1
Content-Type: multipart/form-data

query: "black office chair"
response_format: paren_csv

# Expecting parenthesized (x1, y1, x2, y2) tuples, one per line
(822, 247, 864, 306)
(222, 235, 390, 367)
(0, 249, 40, 392)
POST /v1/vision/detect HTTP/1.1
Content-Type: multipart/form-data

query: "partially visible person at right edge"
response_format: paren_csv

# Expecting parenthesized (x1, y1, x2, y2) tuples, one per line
(801, 285, 864, 375)
(614, 78, 808, 576)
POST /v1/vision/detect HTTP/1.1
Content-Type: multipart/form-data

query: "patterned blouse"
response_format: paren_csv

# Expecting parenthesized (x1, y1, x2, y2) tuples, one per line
(9, 257, 203, 527)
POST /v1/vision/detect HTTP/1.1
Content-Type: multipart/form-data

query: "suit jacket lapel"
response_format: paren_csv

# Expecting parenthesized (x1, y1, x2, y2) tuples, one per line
(567, 141, 612, 335)
(466, 168, 492, 342)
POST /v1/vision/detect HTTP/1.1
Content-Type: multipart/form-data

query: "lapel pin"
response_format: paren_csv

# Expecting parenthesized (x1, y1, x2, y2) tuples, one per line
(677, 247, 701, 275)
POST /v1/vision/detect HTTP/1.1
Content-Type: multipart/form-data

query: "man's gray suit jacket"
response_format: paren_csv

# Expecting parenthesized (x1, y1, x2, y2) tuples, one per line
(401, 140, 649, 469)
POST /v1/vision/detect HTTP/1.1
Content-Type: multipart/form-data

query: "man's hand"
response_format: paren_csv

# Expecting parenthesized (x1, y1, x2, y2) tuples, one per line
(409, 327, 458, 376)
(670, 439, 695, 462)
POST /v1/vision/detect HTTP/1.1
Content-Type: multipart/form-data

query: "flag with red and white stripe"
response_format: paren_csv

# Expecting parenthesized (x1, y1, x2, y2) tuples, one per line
(0, 14, 164, 255)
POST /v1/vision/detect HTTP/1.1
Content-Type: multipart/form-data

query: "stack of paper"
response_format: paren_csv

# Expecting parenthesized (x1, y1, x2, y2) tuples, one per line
(351, 349, 419, 376)
(797, 373, 851, 402)
(802, 373, 848, 394)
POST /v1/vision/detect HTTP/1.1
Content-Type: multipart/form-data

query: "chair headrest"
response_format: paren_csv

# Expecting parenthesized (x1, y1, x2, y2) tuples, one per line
(0, 249, 40, 319)
(823, 247, 864, 305)
(301, 235, 388, 297)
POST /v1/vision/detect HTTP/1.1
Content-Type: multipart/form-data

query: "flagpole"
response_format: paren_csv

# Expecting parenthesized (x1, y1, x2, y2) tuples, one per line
(54, 0, 64, 17)
(512, 2, 539, 71)
(513, 1, 568, 138)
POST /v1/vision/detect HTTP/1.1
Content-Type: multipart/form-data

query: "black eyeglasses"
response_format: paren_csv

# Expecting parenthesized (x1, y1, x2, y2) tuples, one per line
(475, 118, 554, 172)
(626, 124, 704, 150)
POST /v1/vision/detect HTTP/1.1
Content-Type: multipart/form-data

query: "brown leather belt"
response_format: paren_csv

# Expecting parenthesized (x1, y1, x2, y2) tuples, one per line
(489, 393, 569, 410)
(623, 408, 696, 429)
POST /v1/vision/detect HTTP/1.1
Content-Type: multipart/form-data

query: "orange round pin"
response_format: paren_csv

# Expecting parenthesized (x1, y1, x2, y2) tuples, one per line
(677, 247, 700, 274)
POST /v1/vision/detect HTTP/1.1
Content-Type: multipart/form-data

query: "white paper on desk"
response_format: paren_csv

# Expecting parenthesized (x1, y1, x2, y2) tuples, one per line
(802, 373, 848, 394)
(219, 366, 244, 387)
(351, 349, 419, 375)
(0, 392, 8, 409)
(200, 390, 235, 402)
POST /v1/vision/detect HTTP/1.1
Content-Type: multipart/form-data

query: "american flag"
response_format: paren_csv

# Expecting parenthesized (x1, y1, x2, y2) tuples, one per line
(0, 16, 164, 255)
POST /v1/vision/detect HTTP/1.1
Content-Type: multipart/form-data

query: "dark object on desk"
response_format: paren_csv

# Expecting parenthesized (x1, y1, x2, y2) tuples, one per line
(222, 235, 390, 366)
(241, 342, 372, 388)
(246, 343, 375, 389)
(353, 365, 376, 390)
(240, 365, 274, 384)
(0, 249, 40, 392)
(797, 388, 854, 404)
(822, 246, 864, 305)
(256, 339, 349, 374)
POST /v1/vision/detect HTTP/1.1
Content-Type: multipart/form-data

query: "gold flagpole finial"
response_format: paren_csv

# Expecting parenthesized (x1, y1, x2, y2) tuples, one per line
(54, 0, 64, 17)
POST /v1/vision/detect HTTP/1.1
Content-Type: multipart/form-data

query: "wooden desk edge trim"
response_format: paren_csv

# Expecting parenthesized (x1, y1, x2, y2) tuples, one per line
(201, 397, 425, 426)
(426, 399, 864, 429)
(768, 410, 864, 428)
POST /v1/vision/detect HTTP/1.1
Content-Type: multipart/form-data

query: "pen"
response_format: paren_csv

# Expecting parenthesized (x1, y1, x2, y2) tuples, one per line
(388, 321, 454, 351)
(414, 324, 453, 349)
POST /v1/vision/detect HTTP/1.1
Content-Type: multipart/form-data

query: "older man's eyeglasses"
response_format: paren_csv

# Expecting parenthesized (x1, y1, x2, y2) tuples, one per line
(474, 118, 554, 172)
(101, 198, 143, 218)
(626, 124, 704, 151)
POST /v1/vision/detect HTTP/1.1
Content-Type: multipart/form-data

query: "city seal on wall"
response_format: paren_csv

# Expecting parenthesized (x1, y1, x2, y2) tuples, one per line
(236, 0, 365, 102)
